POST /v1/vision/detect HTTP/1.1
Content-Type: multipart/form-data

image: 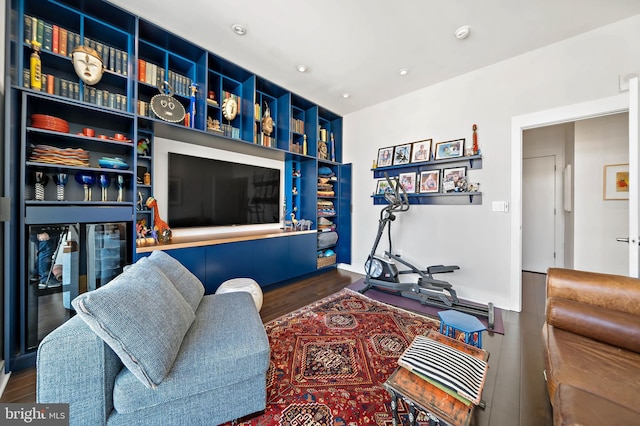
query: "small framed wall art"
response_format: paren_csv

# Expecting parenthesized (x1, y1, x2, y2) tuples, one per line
(419, 170, 440, 193)
(603, 163, 629, 200)
(377, 147, 394, 167)
(376, 178, 395, 195)
(393, 144, 412, 165)
(398, 172, 417, 193)
(434, 139, 464, 161)
(442, 167, 466, 193)
(410, 139, 432, 163)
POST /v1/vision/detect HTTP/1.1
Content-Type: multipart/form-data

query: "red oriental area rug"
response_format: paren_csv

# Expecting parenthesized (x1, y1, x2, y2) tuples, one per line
(230, 288, 441, 425)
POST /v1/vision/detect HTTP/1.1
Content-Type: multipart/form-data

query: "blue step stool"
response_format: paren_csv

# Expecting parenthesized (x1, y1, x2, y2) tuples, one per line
(437, 309, 486, 348)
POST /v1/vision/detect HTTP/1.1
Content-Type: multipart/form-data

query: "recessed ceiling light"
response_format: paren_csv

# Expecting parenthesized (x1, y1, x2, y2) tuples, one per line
(398, 68, 409, 76)
(455, 25, 470, 40)
(342, 93, 351, 99)
(296, 64, 308, 73)
(231, 23, 247, 36)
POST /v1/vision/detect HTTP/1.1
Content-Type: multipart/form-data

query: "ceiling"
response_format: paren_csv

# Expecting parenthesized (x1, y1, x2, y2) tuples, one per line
(107, 0, 640, 116)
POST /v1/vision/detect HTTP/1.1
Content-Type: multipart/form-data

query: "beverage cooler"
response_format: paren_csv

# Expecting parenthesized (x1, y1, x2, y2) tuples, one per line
(25, 222, 130, 350)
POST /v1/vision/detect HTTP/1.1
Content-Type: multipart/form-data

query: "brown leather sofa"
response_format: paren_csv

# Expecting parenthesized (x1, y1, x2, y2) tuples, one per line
(542, 268, 640, 425)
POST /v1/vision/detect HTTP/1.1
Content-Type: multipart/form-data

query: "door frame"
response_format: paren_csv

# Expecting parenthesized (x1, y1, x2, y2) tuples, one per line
(510, 94, 628, 311)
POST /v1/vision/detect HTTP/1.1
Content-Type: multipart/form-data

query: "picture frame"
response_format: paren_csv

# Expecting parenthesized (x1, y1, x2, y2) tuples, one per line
(393, 144, 412, 165)
(419, 170, 440, 193)
(375, 178, 395, 195)
(603, 163, 629, 200)
(398, 172, 417, 193)
(410, 139, 432, 163)
(434, 138, 465, 161)
(442, 167, 466, 193)
(377, 147, 394, 167)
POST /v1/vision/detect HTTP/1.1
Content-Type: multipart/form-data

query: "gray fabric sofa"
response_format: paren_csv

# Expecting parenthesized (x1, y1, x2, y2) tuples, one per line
(37, 250, 270, 426)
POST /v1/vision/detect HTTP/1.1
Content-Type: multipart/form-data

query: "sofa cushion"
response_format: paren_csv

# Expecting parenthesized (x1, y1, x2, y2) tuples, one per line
(72, 257, 195, 389)
(147, 250, 205, 312)
(553, 383, 640, 426)
(542, 324, 640, 412)
(112, 291, 270, 414)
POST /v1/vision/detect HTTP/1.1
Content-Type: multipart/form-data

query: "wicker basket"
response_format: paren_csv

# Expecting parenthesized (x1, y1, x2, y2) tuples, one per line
(317, 254, 336, 268)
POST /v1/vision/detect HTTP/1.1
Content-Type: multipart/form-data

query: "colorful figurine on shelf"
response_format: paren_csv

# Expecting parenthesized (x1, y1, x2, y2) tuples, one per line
(189, 83, 198, 129)
(146, 196, 171, 243)
(472, 124, 480, 155)
(137, 138, 150, 156)
(136, 218, 150, 245)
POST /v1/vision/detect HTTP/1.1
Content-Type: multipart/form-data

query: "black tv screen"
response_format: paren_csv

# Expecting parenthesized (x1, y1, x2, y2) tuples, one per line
(167, 153, 281, 228)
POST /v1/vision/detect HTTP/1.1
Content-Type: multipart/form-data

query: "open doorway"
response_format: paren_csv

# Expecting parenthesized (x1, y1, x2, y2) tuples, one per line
(510, 94, 629, 312)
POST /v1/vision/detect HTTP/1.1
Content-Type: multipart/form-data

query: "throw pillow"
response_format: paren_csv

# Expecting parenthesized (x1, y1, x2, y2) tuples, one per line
(147, 250, 205, 312)
(71, 256, 195, 389)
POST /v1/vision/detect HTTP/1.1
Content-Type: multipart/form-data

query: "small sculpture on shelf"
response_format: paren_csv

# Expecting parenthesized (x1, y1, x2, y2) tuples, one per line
(71, 45, 104, 86)
(116, 175, 125, 202)
(98, 174, 110, 202)
(53, 173, 68, 201)
(262, 102, 274, 136)
(207, 116, 222, 133)
(318, 139, 329, 160)
(146, 196, 171, 243)
(137, 138, 150, 156)
(34, 171, 48, 201)
(75, 172, 95, 201)
(472, 124, 480, 155)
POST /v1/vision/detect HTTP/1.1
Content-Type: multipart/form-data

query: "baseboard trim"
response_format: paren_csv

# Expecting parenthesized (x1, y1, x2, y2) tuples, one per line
(0, 361, 11, 399)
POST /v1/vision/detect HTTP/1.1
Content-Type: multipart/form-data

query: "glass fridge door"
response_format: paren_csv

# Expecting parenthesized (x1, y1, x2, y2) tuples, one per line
(86, 223, 128, 290)
(26, 224, 80, 350)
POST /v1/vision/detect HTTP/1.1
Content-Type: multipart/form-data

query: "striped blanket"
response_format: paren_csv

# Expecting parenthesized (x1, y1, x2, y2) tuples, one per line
(398, 334, 488, 405)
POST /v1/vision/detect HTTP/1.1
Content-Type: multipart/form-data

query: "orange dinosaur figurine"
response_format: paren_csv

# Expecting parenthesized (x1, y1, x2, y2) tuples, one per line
(146, 196, 172, 242)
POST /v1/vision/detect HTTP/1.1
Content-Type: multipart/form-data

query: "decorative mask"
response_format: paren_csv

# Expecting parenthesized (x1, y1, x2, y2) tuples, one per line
(71, 45, 105, 85)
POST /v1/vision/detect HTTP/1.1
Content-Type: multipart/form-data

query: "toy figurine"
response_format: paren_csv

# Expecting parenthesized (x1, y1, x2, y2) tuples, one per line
(146, 196, 171, 242)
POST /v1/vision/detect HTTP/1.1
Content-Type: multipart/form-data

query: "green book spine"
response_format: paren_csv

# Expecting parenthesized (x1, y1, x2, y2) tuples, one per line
(109, 47, 116, 72)
(36, 19, 44, 45)
(24, 15, 32, 44)
(42, 23, 52, 52)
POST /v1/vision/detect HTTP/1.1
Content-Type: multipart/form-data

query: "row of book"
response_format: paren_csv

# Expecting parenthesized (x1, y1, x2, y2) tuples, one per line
(291, 117, 305, 134)
(24, 69, 128, 112)
(138, 60, 193, 98)
(24, 15, 129, 76)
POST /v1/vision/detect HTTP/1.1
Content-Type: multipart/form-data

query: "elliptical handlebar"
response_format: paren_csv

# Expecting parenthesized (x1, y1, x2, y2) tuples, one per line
(382, 172, 410, 215)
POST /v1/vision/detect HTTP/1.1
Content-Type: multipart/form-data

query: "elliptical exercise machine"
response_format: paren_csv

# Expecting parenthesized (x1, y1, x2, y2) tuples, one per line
(360, 174, 495, 329)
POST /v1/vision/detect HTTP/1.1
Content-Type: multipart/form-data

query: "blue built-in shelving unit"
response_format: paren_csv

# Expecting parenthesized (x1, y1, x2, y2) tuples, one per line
(4, 0, 350, 372)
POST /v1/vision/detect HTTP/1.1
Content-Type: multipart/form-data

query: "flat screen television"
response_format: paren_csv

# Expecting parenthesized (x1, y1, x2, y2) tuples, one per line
(167, 152, 281, 228)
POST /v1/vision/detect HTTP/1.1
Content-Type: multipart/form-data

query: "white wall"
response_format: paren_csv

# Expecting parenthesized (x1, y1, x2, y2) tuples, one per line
(342, 14, 640, 310)
(574, 113, 629, 275)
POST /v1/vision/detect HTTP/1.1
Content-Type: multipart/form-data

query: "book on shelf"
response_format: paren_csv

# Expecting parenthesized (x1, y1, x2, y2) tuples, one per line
(42, 22, 52, 52)
(58, 27, 67, 56)
(52, 25, 59, 53)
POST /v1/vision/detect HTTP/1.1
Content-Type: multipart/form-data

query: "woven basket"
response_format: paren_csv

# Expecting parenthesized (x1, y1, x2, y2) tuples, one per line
(317, 254, 336, 268)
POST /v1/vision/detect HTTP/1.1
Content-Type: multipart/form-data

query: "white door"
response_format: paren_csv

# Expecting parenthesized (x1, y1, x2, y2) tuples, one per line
(628, 77, 640, 277)
(522, 156, 556, 273)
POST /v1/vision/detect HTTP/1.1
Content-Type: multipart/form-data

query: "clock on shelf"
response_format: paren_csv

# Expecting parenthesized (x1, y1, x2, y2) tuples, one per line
(222, 97, 238, 121)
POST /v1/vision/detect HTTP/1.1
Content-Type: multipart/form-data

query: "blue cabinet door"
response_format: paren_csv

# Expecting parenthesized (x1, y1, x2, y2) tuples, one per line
(252, 237, 290, 286)
(205, 242, 251, 294)
(289, 233, 317, 277)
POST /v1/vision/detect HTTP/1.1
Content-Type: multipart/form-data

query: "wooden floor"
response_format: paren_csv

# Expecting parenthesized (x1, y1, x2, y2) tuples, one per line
(0, 269, 553, 426)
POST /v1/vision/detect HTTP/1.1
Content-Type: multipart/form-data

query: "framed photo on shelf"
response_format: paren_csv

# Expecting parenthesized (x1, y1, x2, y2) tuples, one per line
(375, 178, 395, 195)
(377, 147, 394, 167)
(442, 167, 466, 193)
(410, 139, 432, 163)
(393, 144, 412, 165)
(419, 170, 440, 193)
(603, 163, 629, 200)
(398, 172, 417, 193)
(434, 139, 465, 161)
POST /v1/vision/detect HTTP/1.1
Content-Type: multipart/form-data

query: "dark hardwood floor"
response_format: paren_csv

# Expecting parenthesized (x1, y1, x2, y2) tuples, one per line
(0, 269, 553, 426)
